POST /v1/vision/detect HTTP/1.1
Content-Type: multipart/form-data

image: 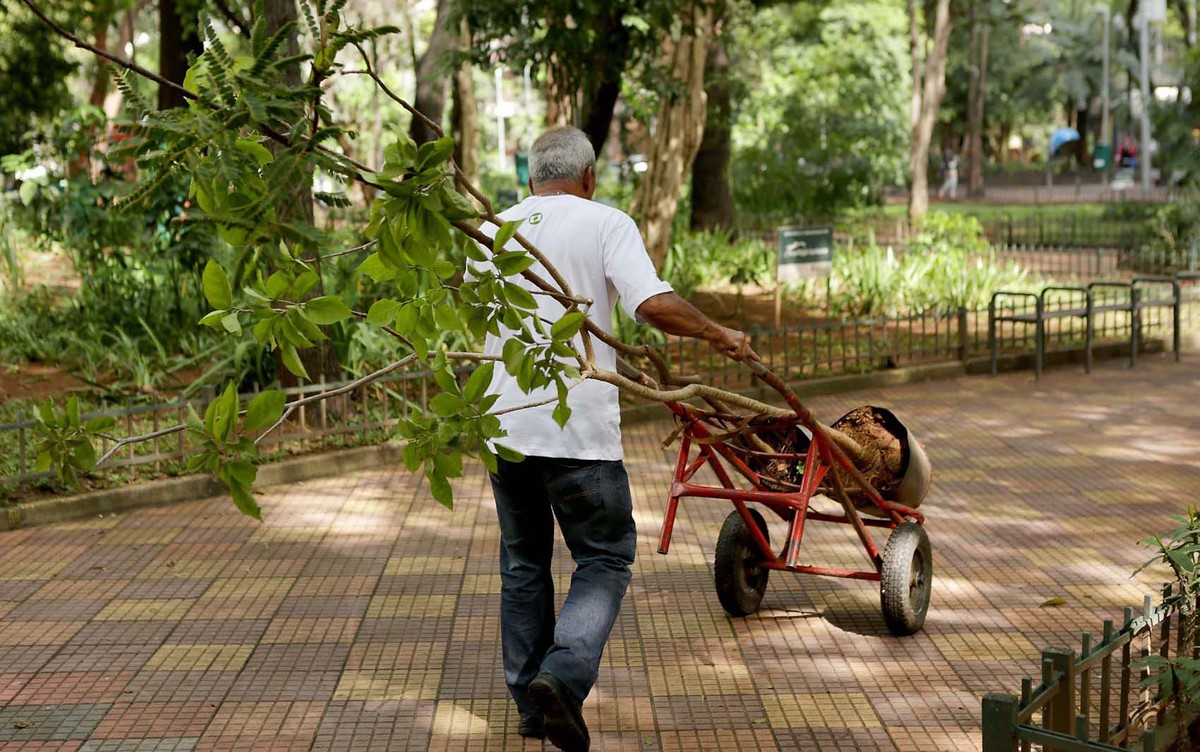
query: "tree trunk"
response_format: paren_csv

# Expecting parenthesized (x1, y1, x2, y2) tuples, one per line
(630, 2, 716, 271)
(263, 0, 341, 388)
(690, 35, 735, 234)
(907, 0, 953, 222)
(158, 0, 203, 110)
(451, 19, 480, 196)
(908, 0, 923, 133)
(965, 0, 989, 197)
(409, 0, 454, 145)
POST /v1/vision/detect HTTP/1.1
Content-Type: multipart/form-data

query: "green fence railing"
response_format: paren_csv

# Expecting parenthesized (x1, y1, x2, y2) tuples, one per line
(982, 586, 1196, 752)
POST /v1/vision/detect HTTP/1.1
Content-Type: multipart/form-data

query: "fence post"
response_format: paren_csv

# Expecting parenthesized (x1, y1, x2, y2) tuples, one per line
(957, 306, 969, 362)
(982, 693, 1020, 752)
(1043, 647, 1077, 752)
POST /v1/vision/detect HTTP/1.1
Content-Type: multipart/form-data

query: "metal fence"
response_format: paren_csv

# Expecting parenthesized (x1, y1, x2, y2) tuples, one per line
(3, 294, 1196, 493)
(0, 366, 454, 490)
(982, 586, 1195, 752)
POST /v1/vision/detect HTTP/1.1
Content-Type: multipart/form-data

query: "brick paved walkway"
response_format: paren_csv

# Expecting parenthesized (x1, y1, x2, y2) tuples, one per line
(2, 353, 1200, 751)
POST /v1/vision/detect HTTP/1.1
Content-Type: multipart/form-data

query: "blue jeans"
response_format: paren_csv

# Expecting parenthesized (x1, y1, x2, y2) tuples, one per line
(489, 456, 637, 719)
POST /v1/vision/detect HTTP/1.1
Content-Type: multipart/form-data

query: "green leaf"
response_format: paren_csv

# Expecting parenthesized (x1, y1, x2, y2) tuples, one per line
(35, 450, 51, 473)
(18, 180, 38, 206)
(402, 442, 422, 472)
(428, 471, 454, 509)
(494, 251, 535, 276)
(551, 312, 586, 341)
(234, 138, 275, 165)
(502, 338, 527, 375)
(441, 184, 478, 221)
(504, 283, 538, 310)
(416, 135, 455, 171)
(552, 400, 571, 429)
(494, 443, 524, 463)
(432, 302, 459, 332)
(199, 310, 227, 329)
(1038, 597, 1068, 608)
(304, 295, 353, 325)
(433, 451, 463, 479)
(71, 439, 97, 471)
(65, 396, 80, 427)
(265, 271, 290, 299)
(36, 398, 56, 427)
(223, 472, 262, 520)
(244, 390, 286, 431)
(479, 446, 498, 474)
(492, 219, 524, 253)
(359, 252, 397, 282)
(203, 260, 233, 309)
(279, 342, 309, 379)
(463, 362, 495, 403)
(211, 382, 239, 443)
(430, 392, 465, 417)
(221, 313, 242, 335)
(367, 299, 403, 327)
(293, 271, 321, 299)
(84, 416, 115, 433)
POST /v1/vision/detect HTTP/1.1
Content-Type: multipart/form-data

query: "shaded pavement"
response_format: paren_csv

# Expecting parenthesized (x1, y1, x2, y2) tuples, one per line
(2, 353, 1200, 751)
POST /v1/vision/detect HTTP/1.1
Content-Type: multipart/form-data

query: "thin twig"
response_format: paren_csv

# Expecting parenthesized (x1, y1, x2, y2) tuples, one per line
(347, 44, 444, 138)
(302, 240, 376, 263)
(18, 0, 198, 103)
(490, 377, 587, 417)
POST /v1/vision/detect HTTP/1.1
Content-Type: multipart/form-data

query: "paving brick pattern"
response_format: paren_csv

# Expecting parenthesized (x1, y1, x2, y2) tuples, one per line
(2, 354, 1200, 751)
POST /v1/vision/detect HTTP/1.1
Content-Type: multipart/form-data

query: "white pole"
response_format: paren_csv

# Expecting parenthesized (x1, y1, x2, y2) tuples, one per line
(523, 63, 533, 142)
(1139, 12, 1153, 199)
(495, 67, 507, 173)
(1101, 7, 1111, 185)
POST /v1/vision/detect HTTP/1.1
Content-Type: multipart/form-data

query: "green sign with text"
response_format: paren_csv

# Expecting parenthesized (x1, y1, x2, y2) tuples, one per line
(777, 226, 833, 282)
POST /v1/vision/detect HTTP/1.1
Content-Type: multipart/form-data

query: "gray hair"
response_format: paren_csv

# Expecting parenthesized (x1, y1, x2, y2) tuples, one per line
(528, 127, 595, 186)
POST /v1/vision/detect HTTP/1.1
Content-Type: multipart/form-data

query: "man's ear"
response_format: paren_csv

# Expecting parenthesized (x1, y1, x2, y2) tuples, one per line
(527, 178, 535, 194)
(582, 165, 597, 197)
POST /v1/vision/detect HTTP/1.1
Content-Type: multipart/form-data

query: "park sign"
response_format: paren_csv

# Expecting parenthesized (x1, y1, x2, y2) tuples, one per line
(777, 226, 833, 282)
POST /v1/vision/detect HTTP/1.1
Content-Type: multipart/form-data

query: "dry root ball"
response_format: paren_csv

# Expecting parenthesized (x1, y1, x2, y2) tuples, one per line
(828, 406, 907, 511)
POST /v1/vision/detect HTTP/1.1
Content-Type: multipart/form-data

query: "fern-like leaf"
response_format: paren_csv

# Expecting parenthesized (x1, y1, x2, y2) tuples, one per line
(300, 1, 321, 42)
(249, 21, 297, 77)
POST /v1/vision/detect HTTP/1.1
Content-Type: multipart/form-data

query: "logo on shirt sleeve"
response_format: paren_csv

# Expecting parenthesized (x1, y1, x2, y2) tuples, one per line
(529, 212, 544, 225)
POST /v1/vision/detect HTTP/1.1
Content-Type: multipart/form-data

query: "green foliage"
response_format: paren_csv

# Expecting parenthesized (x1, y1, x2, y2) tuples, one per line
(730, 1, 909, 227)
(662, 230, 772, 299)
(1134, 505, 1200, 740)
(828, 213, 1034, 318)
(180, 383, 288, 519)
(30, 396, 114, 485)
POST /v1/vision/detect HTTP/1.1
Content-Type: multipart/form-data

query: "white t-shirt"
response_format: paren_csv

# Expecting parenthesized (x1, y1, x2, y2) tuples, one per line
(469, 194, 672, 460)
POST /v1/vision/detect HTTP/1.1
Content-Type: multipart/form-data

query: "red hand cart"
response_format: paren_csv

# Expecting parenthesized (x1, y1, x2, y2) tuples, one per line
(655, 362, 933, 636)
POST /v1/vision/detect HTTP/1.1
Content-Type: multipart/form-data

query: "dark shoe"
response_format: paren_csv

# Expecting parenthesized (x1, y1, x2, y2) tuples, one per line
(518, 715, 545, 739)
(529, 671, 589, 752)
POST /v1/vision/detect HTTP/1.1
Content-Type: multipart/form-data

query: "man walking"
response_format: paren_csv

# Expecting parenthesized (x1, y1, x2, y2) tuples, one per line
(473, 127, 756, 751)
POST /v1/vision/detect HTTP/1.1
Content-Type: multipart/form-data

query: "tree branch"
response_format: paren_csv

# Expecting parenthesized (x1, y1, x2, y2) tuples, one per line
(17, 0, 199, 104)
(212, 0, 252, 39)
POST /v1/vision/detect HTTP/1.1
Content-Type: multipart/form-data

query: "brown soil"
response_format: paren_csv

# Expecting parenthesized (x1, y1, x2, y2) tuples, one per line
(0, 363, 90, 405)
(829, 406, 906, 507)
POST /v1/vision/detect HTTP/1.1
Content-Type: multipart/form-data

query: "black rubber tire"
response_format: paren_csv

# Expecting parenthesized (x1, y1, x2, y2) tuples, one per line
(714, 508, 770, 617)
(880, 522, 933, 636)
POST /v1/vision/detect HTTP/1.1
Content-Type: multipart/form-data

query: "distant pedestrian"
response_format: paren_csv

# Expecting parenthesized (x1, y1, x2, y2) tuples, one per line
(937, 148, 959, 199)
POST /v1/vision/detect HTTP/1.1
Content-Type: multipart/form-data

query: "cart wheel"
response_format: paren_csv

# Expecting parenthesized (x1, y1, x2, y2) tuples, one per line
(714, 508, 770, 617)
(880, 523, 933, 636)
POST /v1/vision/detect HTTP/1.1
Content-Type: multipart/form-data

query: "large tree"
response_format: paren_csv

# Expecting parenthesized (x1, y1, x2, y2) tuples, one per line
(629, 0, 716, 269)
(908, 0, 954, 221)
(455, 0, 681, 155)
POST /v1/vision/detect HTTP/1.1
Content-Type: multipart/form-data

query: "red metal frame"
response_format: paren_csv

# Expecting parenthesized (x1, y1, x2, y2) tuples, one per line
(657, 402, 925, 583)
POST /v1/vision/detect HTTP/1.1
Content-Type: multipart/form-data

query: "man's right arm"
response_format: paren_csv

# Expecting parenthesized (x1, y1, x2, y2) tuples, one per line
(636, 292, 758, 362)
